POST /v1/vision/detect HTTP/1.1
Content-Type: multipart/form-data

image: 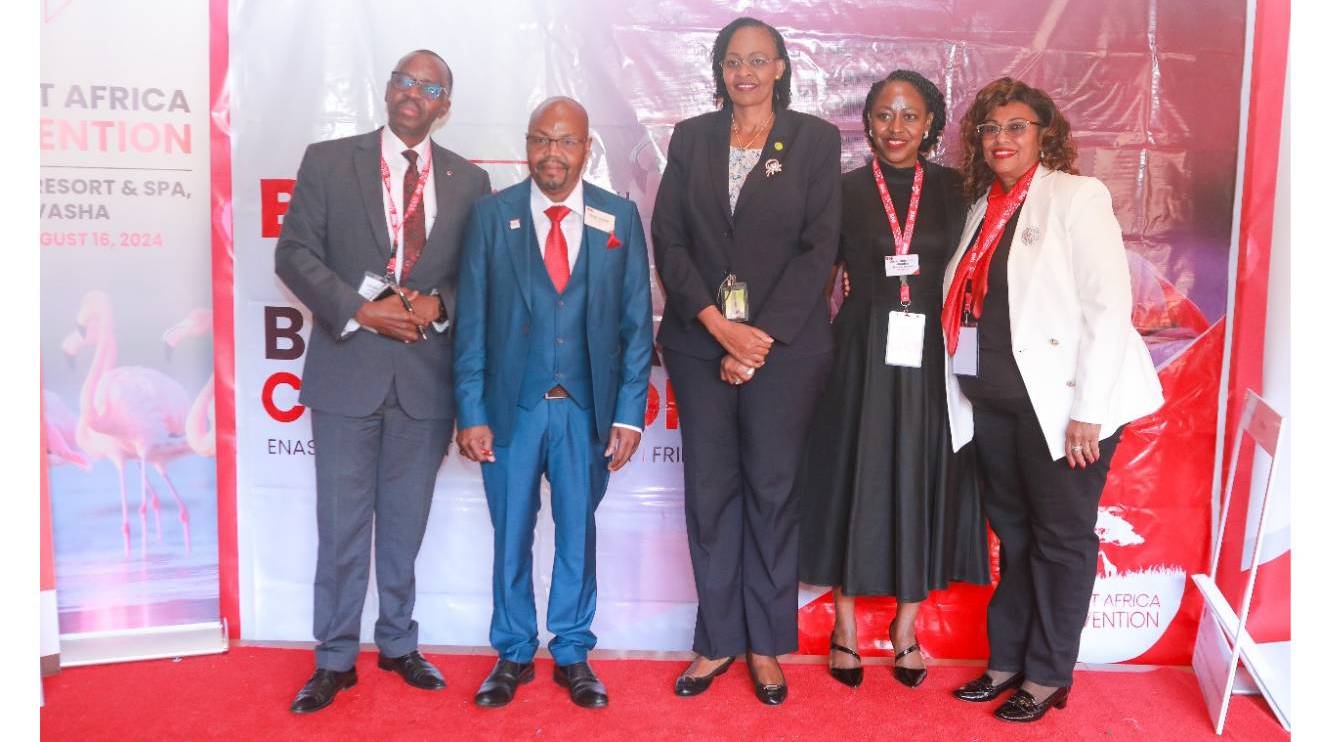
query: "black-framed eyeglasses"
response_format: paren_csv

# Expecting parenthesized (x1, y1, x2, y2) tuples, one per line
(721, 55, 779, 72)
(525, 134, 586, 150)
(390, 71, 447, 101)
(976, 120, 1041, 138)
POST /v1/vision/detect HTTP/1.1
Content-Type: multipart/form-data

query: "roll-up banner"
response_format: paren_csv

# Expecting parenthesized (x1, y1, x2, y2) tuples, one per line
(40, 0, 225, 665)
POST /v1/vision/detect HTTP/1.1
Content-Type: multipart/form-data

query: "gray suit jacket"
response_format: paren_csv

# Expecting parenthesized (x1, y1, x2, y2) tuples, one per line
(274, 128, 491, 420)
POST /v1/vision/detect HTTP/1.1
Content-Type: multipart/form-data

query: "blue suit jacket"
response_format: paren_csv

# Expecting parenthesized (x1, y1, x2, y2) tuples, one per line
(453, 178, 653, 445)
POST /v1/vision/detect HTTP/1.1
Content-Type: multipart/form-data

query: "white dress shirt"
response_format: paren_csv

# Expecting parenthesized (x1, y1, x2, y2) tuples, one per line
(343, 126, 441, 336)
(529, 178, 640, 435)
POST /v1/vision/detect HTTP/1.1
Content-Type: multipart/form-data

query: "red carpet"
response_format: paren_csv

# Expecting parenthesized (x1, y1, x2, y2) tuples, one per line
(41, 647, 1286, 741)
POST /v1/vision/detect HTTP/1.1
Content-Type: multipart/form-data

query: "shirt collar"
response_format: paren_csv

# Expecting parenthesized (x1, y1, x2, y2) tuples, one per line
(381, 125, 432, 165)
(530, 176, 585, 218)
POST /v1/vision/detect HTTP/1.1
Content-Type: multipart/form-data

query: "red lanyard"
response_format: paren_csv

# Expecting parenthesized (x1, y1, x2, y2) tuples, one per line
(941, 163, 1038, 356)
(379, 142, 432, 270)
(871, 159, 923, 307)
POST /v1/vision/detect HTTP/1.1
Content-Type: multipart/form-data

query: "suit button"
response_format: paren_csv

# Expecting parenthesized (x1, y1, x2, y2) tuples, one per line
(1066, 380, 1076, 388)
(557, 300, 566, 308)
(724, 230, 732, 239)
(556, 337, 565, 345)
(1050, 338, 1060, 346)
(555, 373, 564, 380)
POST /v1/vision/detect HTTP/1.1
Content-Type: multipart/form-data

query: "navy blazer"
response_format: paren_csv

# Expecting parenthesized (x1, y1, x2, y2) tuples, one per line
(453, 178, 653, 445)
(652, 107, 842, 360)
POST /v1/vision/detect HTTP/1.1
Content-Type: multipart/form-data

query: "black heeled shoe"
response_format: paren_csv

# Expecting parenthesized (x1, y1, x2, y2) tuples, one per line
(994, 686, 1070, 722)
(827, 642, 863, 688)
(748, 653, 788, 706)
(891, 642, 927, 688)
(953, 671, 1025, 702)
(673, 656, 735, 697)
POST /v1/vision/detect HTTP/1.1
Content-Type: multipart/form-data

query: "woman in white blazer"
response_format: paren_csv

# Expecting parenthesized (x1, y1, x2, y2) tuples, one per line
(940, 78, 1163, 723)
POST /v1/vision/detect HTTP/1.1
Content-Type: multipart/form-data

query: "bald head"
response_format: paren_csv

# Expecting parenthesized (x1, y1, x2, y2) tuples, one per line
(526, 97, 591, 201)
(528, 96, 588, 131)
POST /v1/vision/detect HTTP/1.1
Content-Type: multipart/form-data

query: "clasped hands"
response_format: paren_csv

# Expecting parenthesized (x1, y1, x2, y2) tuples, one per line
(699, 306, 773, 387)
(354, 290, 443, 343)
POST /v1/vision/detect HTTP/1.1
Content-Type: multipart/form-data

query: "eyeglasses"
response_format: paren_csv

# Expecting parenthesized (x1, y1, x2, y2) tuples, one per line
(390, 71, 447, 101)
(526, 134, 586, 150)
(721, 55, 778, 72)
(976, 120, 1041, 138)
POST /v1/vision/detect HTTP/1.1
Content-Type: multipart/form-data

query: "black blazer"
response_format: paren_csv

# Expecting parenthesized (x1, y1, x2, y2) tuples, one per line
(652, 108, 842, 360)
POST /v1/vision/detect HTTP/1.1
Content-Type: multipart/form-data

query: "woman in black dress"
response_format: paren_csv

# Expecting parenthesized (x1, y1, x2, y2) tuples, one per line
(797, 70, 989, 689)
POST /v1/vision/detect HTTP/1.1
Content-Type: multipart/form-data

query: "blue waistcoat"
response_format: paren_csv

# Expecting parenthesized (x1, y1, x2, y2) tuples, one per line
(516, 256, 593, 411)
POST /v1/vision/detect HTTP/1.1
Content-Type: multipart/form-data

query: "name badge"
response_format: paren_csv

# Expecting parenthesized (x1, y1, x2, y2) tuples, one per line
(358, 271, 389, 300)
(718, 274, 749, 323)
(885, 254, 920, 277)
(885, 311, 924, 368)
(584, 206, 615, 233)
(952, 326, 979, 376)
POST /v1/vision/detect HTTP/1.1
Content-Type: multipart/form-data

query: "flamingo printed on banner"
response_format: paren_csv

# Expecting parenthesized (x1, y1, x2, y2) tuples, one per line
(163, 308, 216, 458)
(43, 389, 90, 470)
(65, 290, 195, 556)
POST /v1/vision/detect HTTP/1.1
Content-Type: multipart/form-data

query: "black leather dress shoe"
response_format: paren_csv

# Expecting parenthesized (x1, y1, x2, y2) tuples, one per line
(748, 654, 788, 706)
(475, 659, 535, 708)
(994, 687, 1070, 722)
(892, 643, 927, 688)
(554, 662, 608, 709)
(953, 672, 1025, 702)
(827, 643, 863, 688)
(674, 656, 735, 697)
(290, 668, 357, 714)
(378, 650, 445, 690)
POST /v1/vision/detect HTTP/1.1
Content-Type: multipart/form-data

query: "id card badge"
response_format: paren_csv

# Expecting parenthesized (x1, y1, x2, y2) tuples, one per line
(885, 311, 925, 368)
(952, 325, 979, 376)
(358, 271, 390, 300)
(718, 275, 749, 323)
(884, 253, 920, 277)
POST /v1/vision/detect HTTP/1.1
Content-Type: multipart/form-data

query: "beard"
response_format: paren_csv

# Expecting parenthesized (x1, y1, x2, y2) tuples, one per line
(531, 156, 570, 193)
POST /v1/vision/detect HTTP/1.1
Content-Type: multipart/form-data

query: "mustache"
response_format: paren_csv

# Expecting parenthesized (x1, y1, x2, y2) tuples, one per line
(534, 156, 569, 169)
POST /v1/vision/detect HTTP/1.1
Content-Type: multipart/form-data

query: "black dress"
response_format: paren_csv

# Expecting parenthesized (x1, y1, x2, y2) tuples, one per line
(796, 159, 990, 601)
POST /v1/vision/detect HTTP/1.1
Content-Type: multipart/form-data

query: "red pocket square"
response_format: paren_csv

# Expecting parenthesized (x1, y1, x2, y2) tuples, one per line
(606, 231, 623, 249)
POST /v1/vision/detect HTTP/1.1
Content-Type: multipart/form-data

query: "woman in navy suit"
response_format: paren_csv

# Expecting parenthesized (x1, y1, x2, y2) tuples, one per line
(652, 16, 841, 706)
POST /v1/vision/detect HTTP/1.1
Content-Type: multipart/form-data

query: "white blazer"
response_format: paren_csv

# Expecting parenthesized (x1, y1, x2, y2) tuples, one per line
(943, 167, 1164, 460)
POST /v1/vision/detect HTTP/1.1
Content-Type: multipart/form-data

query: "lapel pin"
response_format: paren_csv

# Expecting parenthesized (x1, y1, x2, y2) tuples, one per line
(764, 159, 783, 178)
(446, 169, 454, 177)
(1023, 226, 1040, 245)
(773, 141, 784, 151)
(509, 218, 521, 230)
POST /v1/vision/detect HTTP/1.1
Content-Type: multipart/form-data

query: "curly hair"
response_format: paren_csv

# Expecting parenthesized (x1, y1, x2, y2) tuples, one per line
(958, 77, 1078, 200)
(861, 69, 946, 156)
(711, 17, 792, 110)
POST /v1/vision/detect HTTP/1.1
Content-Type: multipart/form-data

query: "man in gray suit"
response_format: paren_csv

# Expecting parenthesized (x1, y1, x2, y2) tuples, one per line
(274, 49, 490, 714)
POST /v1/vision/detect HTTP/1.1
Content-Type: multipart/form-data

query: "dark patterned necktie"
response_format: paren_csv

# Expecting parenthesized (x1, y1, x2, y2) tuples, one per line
(399, 149, 426, 283)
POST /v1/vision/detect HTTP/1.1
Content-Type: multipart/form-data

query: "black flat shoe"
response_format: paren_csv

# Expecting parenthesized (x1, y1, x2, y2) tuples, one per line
(827, 642, 863, 688)
(378, 649, 445, 690)
(290, 668, 357, 714)
(953, 671, 1025, 702)
(748, 654, 787, 706)
(994, 687, 1070, 722)
(891, 643, 926, 688)
(554, 661, 608, 709)
(474, 658, 535, 708)
(674, 655, 735, 697)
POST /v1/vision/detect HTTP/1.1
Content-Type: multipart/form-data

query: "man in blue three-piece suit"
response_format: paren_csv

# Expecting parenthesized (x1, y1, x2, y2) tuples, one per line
(453, 97, 653, 709)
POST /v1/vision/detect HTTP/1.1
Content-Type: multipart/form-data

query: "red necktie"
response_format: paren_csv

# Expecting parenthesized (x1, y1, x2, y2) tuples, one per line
(400, 149, 426, 283)
(544, 205, 571, 293)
